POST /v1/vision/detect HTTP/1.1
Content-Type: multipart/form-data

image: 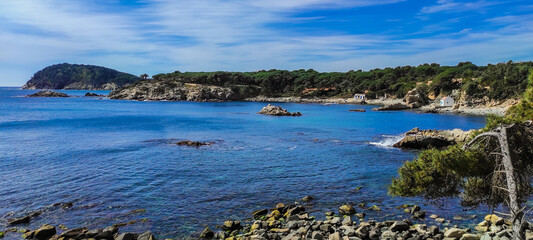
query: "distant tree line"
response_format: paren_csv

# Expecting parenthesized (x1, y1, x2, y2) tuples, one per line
(149, 61, 533, 100)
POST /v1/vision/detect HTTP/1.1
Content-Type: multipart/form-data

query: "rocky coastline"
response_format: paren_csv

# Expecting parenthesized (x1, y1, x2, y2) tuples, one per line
(3, 200, 527, 240)
(27, 91, 70, 98)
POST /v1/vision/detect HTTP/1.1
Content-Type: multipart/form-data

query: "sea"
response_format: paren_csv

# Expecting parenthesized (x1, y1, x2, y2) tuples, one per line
(0, 87, 489, 239)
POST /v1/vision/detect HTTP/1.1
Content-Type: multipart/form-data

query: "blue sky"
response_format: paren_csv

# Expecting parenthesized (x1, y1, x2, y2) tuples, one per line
(1, 0, 532, 86)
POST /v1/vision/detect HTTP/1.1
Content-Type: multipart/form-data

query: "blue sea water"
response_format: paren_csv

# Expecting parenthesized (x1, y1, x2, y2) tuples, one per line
(0, 87, 488, 238)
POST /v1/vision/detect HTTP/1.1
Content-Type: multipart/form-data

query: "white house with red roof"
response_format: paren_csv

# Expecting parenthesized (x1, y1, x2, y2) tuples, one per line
(440, 96, 454, 107)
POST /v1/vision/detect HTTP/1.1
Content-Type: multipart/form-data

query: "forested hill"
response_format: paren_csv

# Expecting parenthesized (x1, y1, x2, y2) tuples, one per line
(22, 63, 140, 90)
(146, 61, 533, 100)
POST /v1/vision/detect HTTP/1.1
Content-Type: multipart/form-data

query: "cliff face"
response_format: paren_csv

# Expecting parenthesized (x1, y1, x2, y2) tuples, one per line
(22, 63, 139, 90)
(108, 81, 239, 102)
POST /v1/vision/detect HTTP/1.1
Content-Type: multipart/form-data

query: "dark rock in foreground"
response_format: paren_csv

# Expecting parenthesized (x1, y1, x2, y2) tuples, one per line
(175, 140, 213, 147)
(393, 127, 472, 149)
(27, 91, 69, 97)
(258, 104, 302, 116)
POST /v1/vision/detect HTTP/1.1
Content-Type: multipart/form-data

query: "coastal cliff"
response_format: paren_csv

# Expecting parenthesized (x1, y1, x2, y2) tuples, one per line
(22, 63, 139, 90)
(108, 81, 239, 101)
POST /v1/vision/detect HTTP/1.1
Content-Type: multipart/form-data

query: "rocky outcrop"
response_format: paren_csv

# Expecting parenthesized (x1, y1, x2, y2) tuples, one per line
(109, 82, 238, 102)
(27, 91, 70, 97)
(22, 63, 138, 90)
(257, 104, 302, 116)
(349, 109, 366, 112)
(84, 92, 106, 97)
(372, 103, 410, 111)
(393, 127, 472, 149)
(403, 88, 428, 108)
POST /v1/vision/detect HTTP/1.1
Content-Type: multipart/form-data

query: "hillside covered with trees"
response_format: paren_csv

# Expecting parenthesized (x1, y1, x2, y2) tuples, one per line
(144, 61, 533, 101)
(22, 63, 140, 90)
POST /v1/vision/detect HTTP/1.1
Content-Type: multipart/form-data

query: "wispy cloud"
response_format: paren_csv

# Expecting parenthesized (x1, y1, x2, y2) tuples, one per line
(420, 0, 501, 14)
(0, 0, 532, 86)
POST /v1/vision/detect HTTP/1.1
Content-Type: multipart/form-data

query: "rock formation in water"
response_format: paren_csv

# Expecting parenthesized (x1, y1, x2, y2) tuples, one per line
(108, 81, 238, 102)
(84, 92, 106, 97)
(393, 127, 472, 149)
(257, 104, 302, 116)
(22, 63, 140, 90)
(27, 91, 70, 97)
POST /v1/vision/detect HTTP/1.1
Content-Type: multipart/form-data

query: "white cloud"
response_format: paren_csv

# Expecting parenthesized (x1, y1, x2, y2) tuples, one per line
(0, 0, 532, 87)
(420, 0, 501, 14)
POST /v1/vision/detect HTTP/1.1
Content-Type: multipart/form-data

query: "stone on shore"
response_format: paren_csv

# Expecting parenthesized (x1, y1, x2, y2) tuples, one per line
(338, 204, 356, 215)
(138, 231, 157, 240)
(444, 228, 467, 239)
(258, 104, 302, 116)
(24, 224, 56, 240)
(27, 91, 70, 97)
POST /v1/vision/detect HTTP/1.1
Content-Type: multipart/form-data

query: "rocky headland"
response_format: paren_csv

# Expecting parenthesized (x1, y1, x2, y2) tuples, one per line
(22, 63, 139, 90)
(393, 127, 472, 149)
(27, 91, 70, 97)
(108, 82, 238, 102)
(258, 104, 302, 116)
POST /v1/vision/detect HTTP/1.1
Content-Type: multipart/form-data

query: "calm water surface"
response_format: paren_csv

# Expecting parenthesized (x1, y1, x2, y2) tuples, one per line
(0, 87, 488, 238)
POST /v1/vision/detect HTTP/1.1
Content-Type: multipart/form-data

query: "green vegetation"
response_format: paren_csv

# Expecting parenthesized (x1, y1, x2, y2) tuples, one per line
(23, 63, 140, 90)
(389, 71, 533, 239)
(149, 61, 533, 99)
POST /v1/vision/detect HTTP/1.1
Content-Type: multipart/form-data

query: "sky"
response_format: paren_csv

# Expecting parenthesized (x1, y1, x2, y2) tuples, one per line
(1, 0, 532, 86)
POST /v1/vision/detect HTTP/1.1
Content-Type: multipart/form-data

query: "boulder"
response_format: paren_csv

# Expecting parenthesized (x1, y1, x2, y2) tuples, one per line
(27, 91, 70, 97)
(258, 104, 302, 116)
(252, 209, 269, 219)
(115, 232, 137, 240)
(403, 89, 428, 108)
(59, 227, 88, 238)
(85, 92, 105, 97)
(390, 221, 410, 232)
(444, 228, 467, 239)
(8, 216, 31, 225)
(200, 227, 214, 239)
(339, 204, 356, 215)
(33, 224, 56, 240)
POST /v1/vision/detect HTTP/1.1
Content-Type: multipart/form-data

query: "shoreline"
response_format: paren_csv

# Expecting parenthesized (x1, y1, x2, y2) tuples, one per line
(244, 96, 510, 116)
(1, 201, 518, 240)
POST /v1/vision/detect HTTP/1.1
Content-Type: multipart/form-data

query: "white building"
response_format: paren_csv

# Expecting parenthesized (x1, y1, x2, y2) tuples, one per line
(440, 96, 454, 107)
(354, 94, 366, 101)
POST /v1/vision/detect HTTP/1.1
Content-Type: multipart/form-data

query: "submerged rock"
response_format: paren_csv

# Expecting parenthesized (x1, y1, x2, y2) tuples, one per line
(348, 109, 366, 112)
(258, 104, 302, 116)
(27, 91, 69, 97)
(8, 216, 31, 225)
(175, 140, 213, 147)
(393, 127, 472, 149)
